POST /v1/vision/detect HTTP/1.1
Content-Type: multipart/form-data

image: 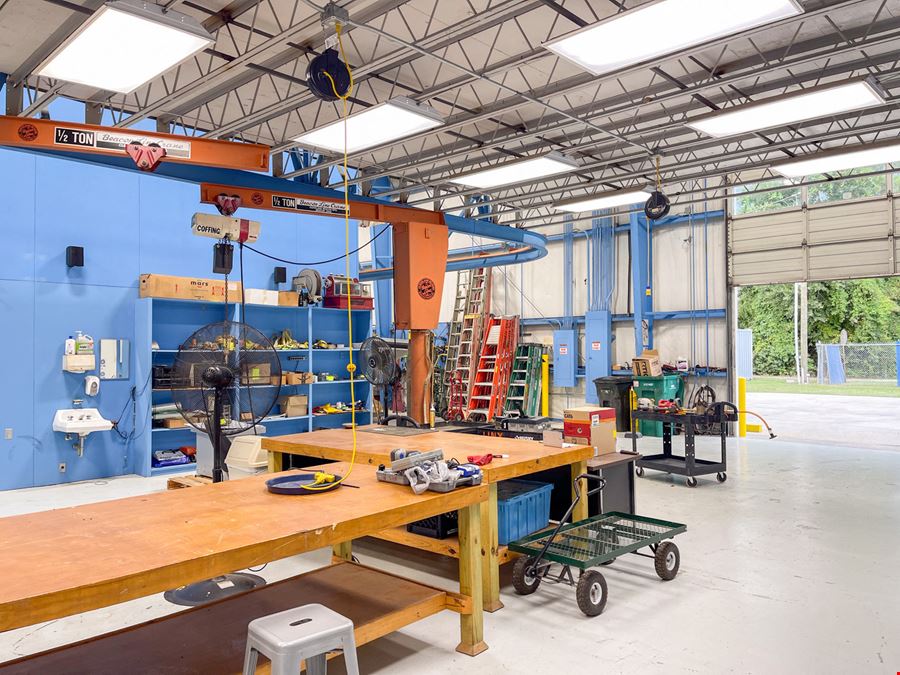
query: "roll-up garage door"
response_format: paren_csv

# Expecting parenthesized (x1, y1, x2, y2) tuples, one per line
(729, 197, 896, 286)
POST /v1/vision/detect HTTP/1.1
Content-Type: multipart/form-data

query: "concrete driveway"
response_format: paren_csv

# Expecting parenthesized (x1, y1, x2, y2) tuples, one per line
(746, 392, 900, 450)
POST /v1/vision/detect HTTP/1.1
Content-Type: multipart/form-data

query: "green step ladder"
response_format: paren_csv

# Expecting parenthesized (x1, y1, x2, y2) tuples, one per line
(504, 343, 543, 417)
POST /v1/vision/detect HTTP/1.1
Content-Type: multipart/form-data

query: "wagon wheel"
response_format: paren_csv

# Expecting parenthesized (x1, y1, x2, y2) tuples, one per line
(512, 556, 542, 595)
(575, 570, 608, 617)
(654, 541, 680, 581)
(716, 472, 727, 483)
(685, 476, 698, 488)
(635, 466, 644, 477)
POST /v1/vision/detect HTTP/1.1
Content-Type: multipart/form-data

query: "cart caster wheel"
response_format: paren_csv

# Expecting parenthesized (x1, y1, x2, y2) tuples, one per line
(654, 541, 680, 581)
(716, 472, 727, 483)
(685, 476, 698, 488)
(576, 570, 608, 617)
(512, 556, 542, 595)
(635, 466, 644, 477)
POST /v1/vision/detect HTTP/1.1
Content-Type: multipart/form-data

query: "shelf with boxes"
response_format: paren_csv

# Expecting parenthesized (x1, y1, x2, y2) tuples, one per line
(134, 285, 373, 477)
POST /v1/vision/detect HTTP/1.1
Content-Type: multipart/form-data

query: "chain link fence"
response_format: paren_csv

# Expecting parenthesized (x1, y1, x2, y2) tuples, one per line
(816, 342, 898, 384)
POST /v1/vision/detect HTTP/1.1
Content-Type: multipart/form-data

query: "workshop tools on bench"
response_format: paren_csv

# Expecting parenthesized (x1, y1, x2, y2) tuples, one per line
(376, 448, 482, 494)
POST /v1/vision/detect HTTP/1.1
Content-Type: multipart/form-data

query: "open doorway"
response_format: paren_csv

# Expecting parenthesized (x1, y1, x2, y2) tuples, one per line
(736, 279, 900, 450)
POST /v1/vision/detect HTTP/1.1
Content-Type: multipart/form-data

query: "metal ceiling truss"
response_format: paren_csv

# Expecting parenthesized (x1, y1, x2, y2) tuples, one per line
(6, 0, 900, 230)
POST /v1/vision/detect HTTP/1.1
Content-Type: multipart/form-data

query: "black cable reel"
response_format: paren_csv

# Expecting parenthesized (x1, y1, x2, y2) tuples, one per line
(306, 48, 351, 100)
(644, 153, 671, 221)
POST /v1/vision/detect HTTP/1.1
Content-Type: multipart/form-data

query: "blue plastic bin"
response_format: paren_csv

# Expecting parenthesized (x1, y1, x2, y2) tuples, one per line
(497, 479, 554, 545)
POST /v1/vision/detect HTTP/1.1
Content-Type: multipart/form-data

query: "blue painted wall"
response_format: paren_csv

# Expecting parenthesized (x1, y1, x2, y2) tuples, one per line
(0, 147, 357, 490)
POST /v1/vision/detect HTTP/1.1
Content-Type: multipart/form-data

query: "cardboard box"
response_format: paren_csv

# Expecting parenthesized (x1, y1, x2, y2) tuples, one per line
(632, 349, 662, 377)
(279, 394, 308, 418)
(563, 406, 616, 425)
(160, 418, 187, 429)
(139, 274, 242, 303)
(278, 291, 300, 307)
(564, 420, 616, 456)
(244, 289, 279, 306)
(241, 362, 272, 385)
(284, 371, 305, 385)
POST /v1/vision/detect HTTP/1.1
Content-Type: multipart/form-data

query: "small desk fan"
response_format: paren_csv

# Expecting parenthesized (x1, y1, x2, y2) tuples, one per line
(165, 320, 281, 606)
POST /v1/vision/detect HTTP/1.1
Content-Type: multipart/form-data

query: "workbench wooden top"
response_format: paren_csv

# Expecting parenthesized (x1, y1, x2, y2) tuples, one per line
(0, 464, 487, 632)
(262, 427, 594, 483)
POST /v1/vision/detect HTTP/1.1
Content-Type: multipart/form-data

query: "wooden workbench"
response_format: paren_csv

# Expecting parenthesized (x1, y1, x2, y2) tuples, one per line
(0, 464, 489, 670)
(262, 427, 595, 612)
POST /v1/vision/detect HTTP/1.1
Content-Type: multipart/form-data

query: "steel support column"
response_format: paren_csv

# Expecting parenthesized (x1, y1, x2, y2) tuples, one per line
(630, 212, 653, 355)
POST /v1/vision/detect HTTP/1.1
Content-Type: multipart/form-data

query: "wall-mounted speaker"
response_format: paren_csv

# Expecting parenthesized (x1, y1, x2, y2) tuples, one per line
(66, 246, 84, 268)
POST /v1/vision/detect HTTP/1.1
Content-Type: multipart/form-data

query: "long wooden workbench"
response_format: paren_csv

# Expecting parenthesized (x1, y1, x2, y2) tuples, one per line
(263, 427, 595, 612)
(0, 464, 489, 671)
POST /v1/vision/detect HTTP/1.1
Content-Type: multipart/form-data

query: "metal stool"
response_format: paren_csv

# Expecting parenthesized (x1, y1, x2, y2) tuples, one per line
(243, 603, 360, 675)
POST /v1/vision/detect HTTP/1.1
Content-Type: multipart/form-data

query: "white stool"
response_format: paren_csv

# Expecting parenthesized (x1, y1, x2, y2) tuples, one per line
(243, 603, 360, 675)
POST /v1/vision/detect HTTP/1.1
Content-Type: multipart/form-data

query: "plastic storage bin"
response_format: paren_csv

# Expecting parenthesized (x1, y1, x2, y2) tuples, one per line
(497, 479, 554, 545)
(225, 435, 269, 479)
(593, 376, 635, 432)
(633, 375, 684, 437)
(407, 512, 458, 539)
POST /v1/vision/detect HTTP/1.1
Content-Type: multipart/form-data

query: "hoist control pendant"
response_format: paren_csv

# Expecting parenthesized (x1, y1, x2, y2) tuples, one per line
(306, 48, 351, 101)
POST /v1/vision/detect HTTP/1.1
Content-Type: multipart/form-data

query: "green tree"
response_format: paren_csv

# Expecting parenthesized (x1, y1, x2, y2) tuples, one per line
(739, 279, 900, 376)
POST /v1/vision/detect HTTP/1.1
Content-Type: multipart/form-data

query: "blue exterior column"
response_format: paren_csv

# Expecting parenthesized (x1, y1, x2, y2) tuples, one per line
(630, 212, 653, 354)
(563, 217, 574, 329)
(372, 227, 393, 336)
(896, 341, 900, 387)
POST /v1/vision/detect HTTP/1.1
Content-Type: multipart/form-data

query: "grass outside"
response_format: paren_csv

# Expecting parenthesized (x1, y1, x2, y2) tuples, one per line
(747, 375, 900, 398)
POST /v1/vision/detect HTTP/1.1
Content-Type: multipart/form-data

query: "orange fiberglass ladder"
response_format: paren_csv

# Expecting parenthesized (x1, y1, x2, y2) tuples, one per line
(454, 268, 491, 409)
(466, 315, 519, 422)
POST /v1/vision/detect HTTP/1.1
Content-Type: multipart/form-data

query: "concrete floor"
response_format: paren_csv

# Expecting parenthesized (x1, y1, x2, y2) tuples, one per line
(748, 392, 900, 450)
(2, 434, 899, 673)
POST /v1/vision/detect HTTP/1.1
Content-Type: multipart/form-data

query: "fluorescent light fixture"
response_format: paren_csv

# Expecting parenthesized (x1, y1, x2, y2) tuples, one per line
(450, 153, 579, 189)
(772, 138, 900, 178)
(294, 98, 443, 154)
(36, 0, 213, 94)
(545, 0, 802, 76)
(555, 189, 652, 213)
(688, 80, 885, 138)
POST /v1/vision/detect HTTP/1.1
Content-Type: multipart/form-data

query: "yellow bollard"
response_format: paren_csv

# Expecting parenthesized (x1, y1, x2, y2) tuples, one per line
(541, 354, 550, 417)
(738, 377, 747, 438)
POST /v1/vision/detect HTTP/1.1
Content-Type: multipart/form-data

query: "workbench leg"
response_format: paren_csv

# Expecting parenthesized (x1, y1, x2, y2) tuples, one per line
(480, 483, 503, 612)
(332, 540, 353, 562)
(571, 460, 589, 521)
(457, 502, 487, 656)
(267, 451, 284, 473)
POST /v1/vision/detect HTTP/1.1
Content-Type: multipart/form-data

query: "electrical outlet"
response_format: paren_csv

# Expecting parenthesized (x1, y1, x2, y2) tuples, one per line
(3, 428, 11, 440)
(58, 462, 67, 473)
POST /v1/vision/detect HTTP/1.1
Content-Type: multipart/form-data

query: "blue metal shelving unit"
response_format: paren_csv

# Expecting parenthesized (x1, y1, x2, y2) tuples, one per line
(134, 298, 372, 477)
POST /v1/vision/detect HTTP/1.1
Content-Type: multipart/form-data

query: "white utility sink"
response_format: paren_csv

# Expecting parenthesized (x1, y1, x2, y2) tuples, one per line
(53, 408, 113, 436)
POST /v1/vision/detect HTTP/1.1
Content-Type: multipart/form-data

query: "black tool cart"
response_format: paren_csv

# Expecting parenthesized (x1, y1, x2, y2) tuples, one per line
(632, 403, 736, 487)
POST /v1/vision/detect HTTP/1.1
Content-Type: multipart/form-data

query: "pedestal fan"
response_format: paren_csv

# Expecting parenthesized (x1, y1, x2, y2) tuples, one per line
(359, 336, 418, 427)
(164, 320, 281, 606)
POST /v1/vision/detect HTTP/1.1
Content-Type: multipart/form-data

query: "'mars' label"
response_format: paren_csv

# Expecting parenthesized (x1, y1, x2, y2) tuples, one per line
(559, 345, 568, 355)
(592, 341, 601, 351)
(53, 126, 191, 158)
(272, 194, 348, 216)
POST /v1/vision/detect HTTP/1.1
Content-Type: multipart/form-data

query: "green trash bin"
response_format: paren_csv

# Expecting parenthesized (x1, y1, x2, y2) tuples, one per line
(633, 375, 684, 437)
